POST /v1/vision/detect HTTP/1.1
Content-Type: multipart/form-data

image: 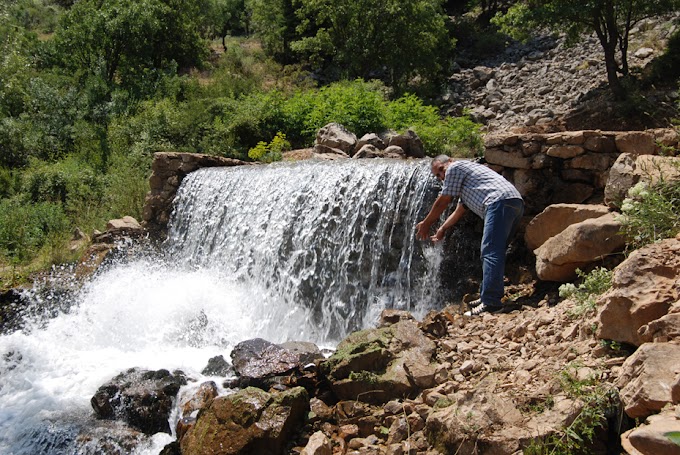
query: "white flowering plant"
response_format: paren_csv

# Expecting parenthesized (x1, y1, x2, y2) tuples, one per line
(617, 176, 680, 251)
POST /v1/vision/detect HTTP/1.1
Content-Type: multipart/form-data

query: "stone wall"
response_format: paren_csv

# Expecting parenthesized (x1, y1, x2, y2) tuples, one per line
(484, 128, 679, 215)
(142, 152, 250, 239)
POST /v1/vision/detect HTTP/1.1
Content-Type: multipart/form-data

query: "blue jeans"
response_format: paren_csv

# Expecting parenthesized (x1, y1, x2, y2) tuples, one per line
(480, 198, 524, 308)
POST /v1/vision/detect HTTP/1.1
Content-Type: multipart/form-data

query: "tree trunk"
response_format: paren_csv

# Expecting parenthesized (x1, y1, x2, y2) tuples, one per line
(603, 44, 626, 100)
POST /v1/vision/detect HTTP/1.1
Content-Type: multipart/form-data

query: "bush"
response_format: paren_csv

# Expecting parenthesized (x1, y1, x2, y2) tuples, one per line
(618, 177, 680, 250)
(248, 131, 289, 162)
(0, 198, 69, 264)
(558, 267, 613, 317)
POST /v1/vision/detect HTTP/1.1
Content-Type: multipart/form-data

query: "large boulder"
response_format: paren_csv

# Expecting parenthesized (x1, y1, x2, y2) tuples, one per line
(385, 129, 425, 158)
(638, 304, 680, 343)
(230, 338, 323, 388)
(597, 236, 680, 346)
(91, 368, 187, 434)
(534, 213, 625, 282)
(616, 343, 680, 419)
(179, 386, 309, 455)
(319, 319, 436, 404)
(314, 123, 357, 156)
(524, 203, 612, 251)
(604, 154, 680, 208)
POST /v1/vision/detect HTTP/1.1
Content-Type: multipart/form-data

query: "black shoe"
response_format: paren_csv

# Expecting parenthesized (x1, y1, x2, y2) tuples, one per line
(464, 301, 501, 317)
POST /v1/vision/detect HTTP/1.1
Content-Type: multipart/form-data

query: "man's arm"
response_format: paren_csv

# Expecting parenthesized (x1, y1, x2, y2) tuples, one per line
(415, 194, 453, 240)
(431, 202, 466, 242)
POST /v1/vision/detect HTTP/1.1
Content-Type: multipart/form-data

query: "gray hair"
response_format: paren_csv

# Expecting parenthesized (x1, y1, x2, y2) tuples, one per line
(431, 155, 451, 166)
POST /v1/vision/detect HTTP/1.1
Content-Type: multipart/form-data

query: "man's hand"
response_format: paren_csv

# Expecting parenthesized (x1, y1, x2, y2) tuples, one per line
(431, 226, 446, 243)
(415, 221, 430, 241)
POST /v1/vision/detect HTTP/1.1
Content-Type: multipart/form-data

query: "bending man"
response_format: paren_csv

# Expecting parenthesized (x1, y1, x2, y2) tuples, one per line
(415, 155, 524, 316)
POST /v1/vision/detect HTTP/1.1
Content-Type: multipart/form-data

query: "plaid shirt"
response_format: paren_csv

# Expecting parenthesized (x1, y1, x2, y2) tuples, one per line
(441, 160, 522, 218)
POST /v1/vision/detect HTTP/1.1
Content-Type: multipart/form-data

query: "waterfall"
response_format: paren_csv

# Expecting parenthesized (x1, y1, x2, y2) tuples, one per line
(167, 159, 442, 340)
(0, 158, 444, 454)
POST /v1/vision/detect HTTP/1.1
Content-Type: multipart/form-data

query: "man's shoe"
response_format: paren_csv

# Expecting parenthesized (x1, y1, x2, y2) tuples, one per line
(464, 301, 501, 317)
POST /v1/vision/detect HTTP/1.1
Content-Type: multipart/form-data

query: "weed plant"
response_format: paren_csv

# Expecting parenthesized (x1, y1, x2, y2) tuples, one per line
(617, 177, 680, 251)
(559, 267, 613, 317)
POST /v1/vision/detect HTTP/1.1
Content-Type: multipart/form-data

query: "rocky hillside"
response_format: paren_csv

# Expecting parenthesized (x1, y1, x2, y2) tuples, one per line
(442, 15, 680, 133)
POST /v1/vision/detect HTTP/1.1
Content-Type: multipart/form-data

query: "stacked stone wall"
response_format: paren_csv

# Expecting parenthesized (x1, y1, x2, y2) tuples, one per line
(484, 128, 679, 215)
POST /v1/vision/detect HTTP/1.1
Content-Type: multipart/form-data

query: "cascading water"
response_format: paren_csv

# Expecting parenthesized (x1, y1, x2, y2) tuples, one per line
(0, 158, 445, 454)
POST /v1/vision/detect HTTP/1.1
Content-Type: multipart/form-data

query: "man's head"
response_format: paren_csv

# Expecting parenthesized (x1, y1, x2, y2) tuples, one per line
(431, 155, 451, 181)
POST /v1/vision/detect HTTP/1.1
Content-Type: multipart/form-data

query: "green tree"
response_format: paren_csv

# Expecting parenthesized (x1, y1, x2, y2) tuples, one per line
(203, 0, 248, 51)
(52, 0, 208, 89)
(291, 0, 449, 91)
(246, 0, 298, 62)
(494, 0, 680, 99)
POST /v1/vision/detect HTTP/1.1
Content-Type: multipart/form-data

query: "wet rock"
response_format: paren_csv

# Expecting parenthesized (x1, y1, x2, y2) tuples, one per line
(320, 320, 436, 404)
(201, 354, 234, 376)
(231, 338, 301, 386)
(179, 381, 219, 416)
(597, 237, 680, 346)
(90, 368, 186, 435)
(75, 420, 145, 455)
(180, 386, 309, 455)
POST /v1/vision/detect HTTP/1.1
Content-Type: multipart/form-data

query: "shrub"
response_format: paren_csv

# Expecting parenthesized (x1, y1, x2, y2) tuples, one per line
(248, 131, 289, 162)
(559, 267, 613, 317)
(618, 178, 680, 250)
(0, 198, 69, 265)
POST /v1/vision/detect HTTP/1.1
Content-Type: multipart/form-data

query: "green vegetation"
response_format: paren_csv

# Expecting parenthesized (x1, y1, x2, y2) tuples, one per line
(0, 0, 489, 286)
(618, 177, 680, 251)
(524, 364, 617, 455)
(558, 267, 613, 317)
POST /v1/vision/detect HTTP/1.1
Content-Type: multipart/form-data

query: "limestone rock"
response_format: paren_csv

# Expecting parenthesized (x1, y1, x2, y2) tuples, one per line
(534, 213, 625, 281)
(639, 310, 680, 343)
(315, 123, 357, 156)
(605, 154, 680, 208)
(615, 131, 657, 155)
(621, 406, 680, 455)
(230, 338, 304, 386)
(597, 237, 680, 346)
(385, 129, 424, 158)
(355, 133, 385, 153)
(617, 343, 680, 419)
(524, 203, 611, 250)
(180, 386, 309, 455)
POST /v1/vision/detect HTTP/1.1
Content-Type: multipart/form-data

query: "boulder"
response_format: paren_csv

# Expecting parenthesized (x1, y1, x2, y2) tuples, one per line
(90, 368, 187, 434)
(638, 306, 680, 343)
(621, 406, 680, 455)
(230, 338, 323, 389)
(106, 216, 142, 234)
(319, 320, 436, 403)
(605, 154, 680, 208)
(178, 381, 219, 416)
(534, 213, 625, 282)
(315, 123, 357, 156)
(75, 420, 145, 455)
(385, 129, 425, 158)
(617, 343, 680, 419)
(354, 133, 385, 153)
(524, 203, 611, 250)
(597, 237, 680, 346)
(180, 386, 309, 455)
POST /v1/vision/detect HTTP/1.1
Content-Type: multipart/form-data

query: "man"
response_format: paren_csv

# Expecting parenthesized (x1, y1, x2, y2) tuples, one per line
(415, 155, 524, 316)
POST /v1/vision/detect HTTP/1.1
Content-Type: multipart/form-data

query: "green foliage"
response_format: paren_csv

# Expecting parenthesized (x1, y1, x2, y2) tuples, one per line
(291, 0, 449, 90)
(387, 94, 483, 156)
(0, 197, 69, 265)
(559, 267, 613, 317)
(666, 431, 680, 446)
(618, 177, 680, 250)
(248, 132, 289, 162)
(524, 364, 616, 455)
(9, 0, 61, 34)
